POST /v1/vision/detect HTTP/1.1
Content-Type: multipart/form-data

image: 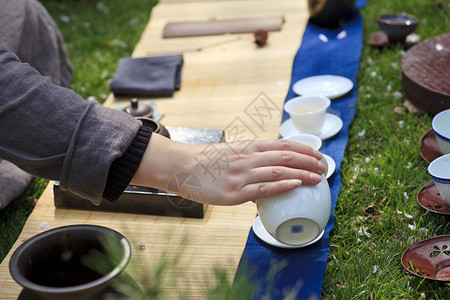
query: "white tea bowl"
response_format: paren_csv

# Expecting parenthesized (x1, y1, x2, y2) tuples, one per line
(428, 153, 450, 205)
(256, 134, 331, 246)
(432, 109, 450, 155)
(283, 134, 328, 171)
(256, 176, 331, 246)
(284, 96, 331, 135)
(283, 134, 322, 150)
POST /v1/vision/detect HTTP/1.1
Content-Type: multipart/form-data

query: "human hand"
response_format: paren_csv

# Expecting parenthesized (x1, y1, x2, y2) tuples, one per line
(131, 134, 327, 206)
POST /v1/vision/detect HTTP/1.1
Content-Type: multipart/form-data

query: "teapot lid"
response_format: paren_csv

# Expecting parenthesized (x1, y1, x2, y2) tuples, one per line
(122, 98, 153, 118)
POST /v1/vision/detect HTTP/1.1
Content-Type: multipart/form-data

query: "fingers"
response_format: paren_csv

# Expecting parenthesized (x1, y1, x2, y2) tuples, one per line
(246, 166, 322, 186)
(246, 150, 326, 176)
(239, 179, 303, 203)
(242, 139, 323, 160)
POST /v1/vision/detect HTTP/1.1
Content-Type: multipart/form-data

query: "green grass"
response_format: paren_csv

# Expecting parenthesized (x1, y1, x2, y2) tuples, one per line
(322, 0, 450, 299)
(1, 0, 449, 298)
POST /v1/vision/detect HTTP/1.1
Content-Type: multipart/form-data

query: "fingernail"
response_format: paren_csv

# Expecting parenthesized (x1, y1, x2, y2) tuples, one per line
(318, 161, 327, 174)
(313, 149, 322, 159)
(310, 173, 322, 183)
(288, 179, 302, 188)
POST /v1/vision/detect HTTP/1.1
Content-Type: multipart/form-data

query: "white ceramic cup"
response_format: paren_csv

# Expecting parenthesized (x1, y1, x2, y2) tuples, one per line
(284, 95, 331, 135)
(432, 109, 450, 155)
(428, 153, 450, 205)
(255, 135, 331, 246)
(283, 133, 322, 150)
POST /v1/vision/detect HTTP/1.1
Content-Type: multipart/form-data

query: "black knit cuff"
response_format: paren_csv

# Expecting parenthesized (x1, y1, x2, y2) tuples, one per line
(102, 126, 152, 202)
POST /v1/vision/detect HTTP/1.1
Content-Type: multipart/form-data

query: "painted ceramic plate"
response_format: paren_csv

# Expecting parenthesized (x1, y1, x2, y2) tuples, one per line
(252, 216, 324, 249)
(401, 235, 450, 282)
(292, 75, 353, 99)
(420, 129, 443, 163)
(417, 181, 450, 215)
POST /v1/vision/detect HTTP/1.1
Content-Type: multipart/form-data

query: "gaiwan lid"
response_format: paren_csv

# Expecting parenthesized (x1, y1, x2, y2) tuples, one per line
(122, 98, 153, 118)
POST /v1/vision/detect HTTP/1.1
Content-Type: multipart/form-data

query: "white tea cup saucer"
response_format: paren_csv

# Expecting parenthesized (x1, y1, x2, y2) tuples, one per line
(279, 113, 343, 140)
(323, 154, 336, 179)
(252, 216, 325, 249)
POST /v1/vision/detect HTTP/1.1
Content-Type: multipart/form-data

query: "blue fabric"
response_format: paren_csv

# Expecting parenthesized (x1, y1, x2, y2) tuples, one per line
(235, 1, 366, 299)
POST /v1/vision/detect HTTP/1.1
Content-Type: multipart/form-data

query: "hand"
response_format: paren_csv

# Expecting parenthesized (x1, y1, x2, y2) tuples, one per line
(131, 134, 327, 206)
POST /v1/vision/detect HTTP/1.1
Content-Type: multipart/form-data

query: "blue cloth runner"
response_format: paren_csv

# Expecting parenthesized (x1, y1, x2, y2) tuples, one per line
(235, 1, 366, 299)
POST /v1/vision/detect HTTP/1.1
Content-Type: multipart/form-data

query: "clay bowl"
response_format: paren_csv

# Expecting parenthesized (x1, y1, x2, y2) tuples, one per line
(377, 13, 418, 43)
(9, 225, 132, 300)
(402, 235, 450, 282)
(136, 117, 171, 139)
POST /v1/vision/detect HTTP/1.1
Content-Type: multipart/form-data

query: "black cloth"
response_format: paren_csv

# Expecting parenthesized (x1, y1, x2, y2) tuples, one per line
(110, 55, 183, 97)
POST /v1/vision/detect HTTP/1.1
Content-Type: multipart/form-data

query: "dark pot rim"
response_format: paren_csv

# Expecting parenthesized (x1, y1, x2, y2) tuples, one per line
(9, 224, 131, 295)
(377, 13, 419, 27)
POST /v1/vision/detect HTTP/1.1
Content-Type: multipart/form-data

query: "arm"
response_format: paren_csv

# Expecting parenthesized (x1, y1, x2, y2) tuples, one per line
(131, 134, 326, 206)
(0, 47, 142, 204)
(0, 47, 326, 206)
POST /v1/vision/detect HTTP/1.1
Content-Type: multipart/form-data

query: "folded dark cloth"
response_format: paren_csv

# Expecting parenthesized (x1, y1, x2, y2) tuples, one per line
(0, 159, 33, 210)
(110, 55, 183, 97)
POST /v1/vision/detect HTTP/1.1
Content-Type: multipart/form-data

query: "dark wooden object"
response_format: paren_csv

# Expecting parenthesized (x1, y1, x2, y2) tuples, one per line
(163, 16, 283, 38)
(401, 33, 450, 114)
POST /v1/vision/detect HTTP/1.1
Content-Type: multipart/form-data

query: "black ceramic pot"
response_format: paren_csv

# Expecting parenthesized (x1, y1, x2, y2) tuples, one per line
(308, 0, 355, 29)
(9, 225, 132, 300)
(136, 117, 171, 139)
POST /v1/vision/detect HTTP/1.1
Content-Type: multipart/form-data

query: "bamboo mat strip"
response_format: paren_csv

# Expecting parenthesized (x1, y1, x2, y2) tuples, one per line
(0, 1, 309, 298)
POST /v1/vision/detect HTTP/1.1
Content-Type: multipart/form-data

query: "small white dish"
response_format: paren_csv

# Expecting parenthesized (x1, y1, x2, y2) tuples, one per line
(292, 75, 353, 99)
(252, 216, 325, 249)
(279, 113, 343, 140)
(323, 154, 336, 179)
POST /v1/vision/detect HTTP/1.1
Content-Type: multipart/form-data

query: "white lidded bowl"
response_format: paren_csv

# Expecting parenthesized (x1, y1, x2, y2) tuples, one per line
(428, 154, 450, 205)
(432, 109, 450, 155)
(256, 134, 331, 246)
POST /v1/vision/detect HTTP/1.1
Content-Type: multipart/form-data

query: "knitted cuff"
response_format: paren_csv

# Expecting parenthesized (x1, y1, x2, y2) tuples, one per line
(102, 126, 152, 202)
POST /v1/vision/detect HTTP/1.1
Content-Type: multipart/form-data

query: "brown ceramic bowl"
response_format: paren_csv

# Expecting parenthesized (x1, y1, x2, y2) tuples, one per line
(377, 13, 418, 43)
(136, 117, 171, 139)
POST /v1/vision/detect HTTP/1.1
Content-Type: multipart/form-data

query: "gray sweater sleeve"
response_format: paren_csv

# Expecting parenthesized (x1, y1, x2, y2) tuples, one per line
(0, 47, 142, 204)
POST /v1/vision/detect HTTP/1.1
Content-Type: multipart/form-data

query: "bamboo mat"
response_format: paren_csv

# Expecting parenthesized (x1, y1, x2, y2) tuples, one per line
(0, 0, 309, 298)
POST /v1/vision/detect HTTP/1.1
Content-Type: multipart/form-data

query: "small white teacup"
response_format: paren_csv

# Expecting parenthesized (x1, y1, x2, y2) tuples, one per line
(432, 109, 450, 155)
(283, 133, 322, 150)
(428, 153, 450, 205)
(284, 96, 331, 135)
(256, 135, 331, 246)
